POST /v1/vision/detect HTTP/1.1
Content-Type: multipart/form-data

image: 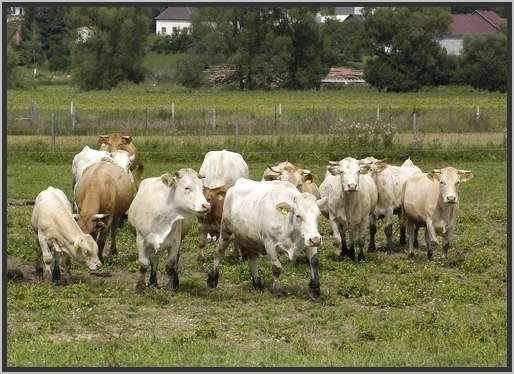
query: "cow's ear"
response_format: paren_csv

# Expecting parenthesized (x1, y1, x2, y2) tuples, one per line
(373, 160, 387, 173)
(217, 191, 226, 200)
(92, 214, 109, 232)
(122, 135, 132, 144)
(276, 202, 292, 216)
(301, 169, 314, 182)
(327, 163, 339, 176)
(97, 135, 109, 145)
(427, 169, 442, 181)
(359, 163, 371, 174)
(457, 170, 474, 183)
(128, 154, 136, 165)
(161, 173, 176, 187)
(72, 214, 80, 221)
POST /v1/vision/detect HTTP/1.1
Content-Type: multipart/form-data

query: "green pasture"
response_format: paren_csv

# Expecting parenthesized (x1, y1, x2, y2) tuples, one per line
(5, 138, 508, 367)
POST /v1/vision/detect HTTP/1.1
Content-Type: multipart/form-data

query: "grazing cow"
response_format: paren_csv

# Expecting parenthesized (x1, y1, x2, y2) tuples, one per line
(74, 153, 136, 262)
(365, 157, 422, 252)
(324, 157, 378, 261)
(262, 161, 321, 199)
(402, 167, 473, 259)
(128, 169, 211, 293)
(197, 150, 250, 261)
(207, 179, 322, 301)
(98, 133, 144, 185)
(31, 187, 102, 283)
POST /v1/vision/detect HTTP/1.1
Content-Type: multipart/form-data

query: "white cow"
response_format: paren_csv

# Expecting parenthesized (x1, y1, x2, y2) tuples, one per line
(402, 167, 473, 259)
(72, 146, 112, 191)
(323, 157, 378, 261)
(207, 179, 322, 301)
(197, 150, 250, 260)
(128, 168, 211, 293)
(365, 157, 422, 252)
(31, 187, 102, 283)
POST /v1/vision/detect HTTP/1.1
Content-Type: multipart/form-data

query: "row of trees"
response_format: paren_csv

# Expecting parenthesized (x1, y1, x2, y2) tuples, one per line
(8, 6, 508, 92)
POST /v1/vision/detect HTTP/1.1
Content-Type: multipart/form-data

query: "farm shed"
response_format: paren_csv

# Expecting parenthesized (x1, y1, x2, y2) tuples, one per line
(439, 10, 506, 55)
(321, 67, 366, 87)
(155, 7, 193, 36)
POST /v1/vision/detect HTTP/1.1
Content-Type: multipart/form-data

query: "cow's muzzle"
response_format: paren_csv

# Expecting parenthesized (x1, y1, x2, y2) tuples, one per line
(308, 236, 322, 247)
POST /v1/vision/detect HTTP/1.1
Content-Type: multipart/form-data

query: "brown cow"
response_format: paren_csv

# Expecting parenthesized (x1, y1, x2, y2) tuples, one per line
(262, 161, 321, 199)
(197, 184, 232, 261)
(98, 133, 144, 185)
(75, 159, 136, 262)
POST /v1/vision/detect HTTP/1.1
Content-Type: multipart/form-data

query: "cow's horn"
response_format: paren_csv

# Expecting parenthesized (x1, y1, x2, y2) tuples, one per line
(267, 165, 281, 174)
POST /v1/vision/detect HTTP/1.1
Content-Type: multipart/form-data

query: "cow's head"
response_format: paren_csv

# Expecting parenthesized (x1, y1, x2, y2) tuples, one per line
(74, 213, 109, 237)
(73, 235, 102, 270)
(203, 184, 231, 223)
(97, 133, 133, 152)
(110, 150, 136, 181)
(264, 161, 314, 190)
(276, 192, 322, 261)
(427, 167, 473, 204)
(161, 168, 211, 216)
(328, 157, 372, 192)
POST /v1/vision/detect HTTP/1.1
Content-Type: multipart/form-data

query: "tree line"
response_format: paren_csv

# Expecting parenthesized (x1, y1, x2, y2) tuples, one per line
(7, 6, 508, 92)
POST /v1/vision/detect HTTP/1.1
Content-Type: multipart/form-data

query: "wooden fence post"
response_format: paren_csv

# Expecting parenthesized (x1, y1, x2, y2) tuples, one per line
(212, 107, 216, 130)
(476, 105, 480, 121)
(144, 108, 148, 134)
(412, 111, 417, 144)
(171, 102, 175, 122)
(31, 100, 38, 125)
(70, 101, 76, 131)
(376, 105, 380, 122)
(234, 118, 240, 150)
(278, 103, 282, 116)
(51, 114, 56, 151)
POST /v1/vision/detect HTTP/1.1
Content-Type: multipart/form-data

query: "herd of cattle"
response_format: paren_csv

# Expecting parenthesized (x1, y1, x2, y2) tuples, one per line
(30, 133, 474, 301)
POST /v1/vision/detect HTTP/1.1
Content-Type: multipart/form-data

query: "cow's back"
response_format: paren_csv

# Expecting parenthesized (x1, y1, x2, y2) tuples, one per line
(76, 161, 135, 215)
(200, 150, 249, 188)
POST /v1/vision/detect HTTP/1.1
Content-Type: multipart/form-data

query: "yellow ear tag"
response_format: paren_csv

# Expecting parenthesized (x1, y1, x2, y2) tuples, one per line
(281, 208, 289, 215)
(217, 194, 224, 201)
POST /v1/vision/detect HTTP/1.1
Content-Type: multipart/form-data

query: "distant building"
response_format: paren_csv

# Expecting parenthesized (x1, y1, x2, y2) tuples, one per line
(316, 7, 364, 23)
(7, 6, 24, 23)
(439, 10, 506, 55)
(155, 7, 193, 35)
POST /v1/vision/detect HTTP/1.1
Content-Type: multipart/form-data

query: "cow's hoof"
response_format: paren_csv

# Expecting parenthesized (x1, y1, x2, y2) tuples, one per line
(309, 280, 320, 301)
(272, 285, 285, 297)
(368, 243, 376, 252)
(251, 276, 264, 290)
(149, 273, 158, 287)
(167, 273, 180, 294)
(357, 251, 365, 262)
(413, 240, 419, 249)
(408, 251, 415, 259)
(207, 270, 219, 288)
(135, 280, 146, 294)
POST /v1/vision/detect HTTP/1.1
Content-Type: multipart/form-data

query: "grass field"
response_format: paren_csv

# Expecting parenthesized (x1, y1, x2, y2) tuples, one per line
(5, 137, 508, 367)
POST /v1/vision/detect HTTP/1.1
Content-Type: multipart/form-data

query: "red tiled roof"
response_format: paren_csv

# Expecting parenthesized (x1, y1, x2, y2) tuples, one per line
(449, 11, 506, 37)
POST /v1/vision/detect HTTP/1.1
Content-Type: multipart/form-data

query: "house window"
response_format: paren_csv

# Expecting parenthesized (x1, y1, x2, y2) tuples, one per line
(172, 27, 178, 33)
(161, 27, 166, 34)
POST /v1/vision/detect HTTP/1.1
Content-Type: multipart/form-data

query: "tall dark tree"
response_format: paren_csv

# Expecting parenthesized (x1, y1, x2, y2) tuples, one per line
(17, 7, 71, 71)
(69, 7, 150, 90)
(363, 7, 452, 91)
(321, 17, 366, 67)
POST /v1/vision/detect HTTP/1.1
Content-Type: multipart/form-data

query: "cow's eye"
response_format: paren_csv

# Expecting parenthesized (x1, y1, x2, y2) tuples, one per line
(185, 187, 191, 191)
(296, 215, 302, 221)
(456, 180, 460, 185)
(439, 180, 444, 185)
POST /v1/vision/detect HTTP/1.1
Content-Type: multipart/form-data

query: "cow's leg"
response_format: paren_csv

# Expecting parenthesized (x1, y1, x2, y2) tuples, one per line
(38, 230, 53, 281)
(442, 225, 454, 257)
(356, 218, 368, 262)
(425, 218, 439, 260)
(109, 216, 120, 257)
(347, 228, 356, 261)
(165, 223, 183, 294)
(368, 214, 377, 253)
(267, 246, 283, 297)
(406, 220, 416, 258)
(207, 222, 231, 288)
(329, 217, 343, 258)
(248, 254, 263, 290)
(398, 210, 407, 245)
(413, 225, 420, 248)
(148, 250, 158, 287)
(197, 222, 208, 263)
(233, 240, 244, 260)
(306, 246, 320, 301)
(62, 254, 73, 283)
(384, 207, 394, 253)
(50, 248, 62, 285)
(96, 229, 109, 264)
(136, 233, 150, 293)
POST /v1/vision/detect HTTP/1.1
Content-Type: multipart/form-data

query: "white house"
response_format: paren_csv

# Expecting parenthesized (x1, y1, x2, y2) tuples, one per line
(7, 6, 23, 22)
(316, 7, 363, 23)
(155, 7, 193, 36)
(439, 10, 506, 55)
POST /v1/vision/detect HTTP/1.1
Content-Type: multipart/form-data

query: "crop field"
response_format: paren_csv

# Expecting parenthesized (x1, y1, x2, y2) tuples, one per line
(5, 133, 508, 367)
